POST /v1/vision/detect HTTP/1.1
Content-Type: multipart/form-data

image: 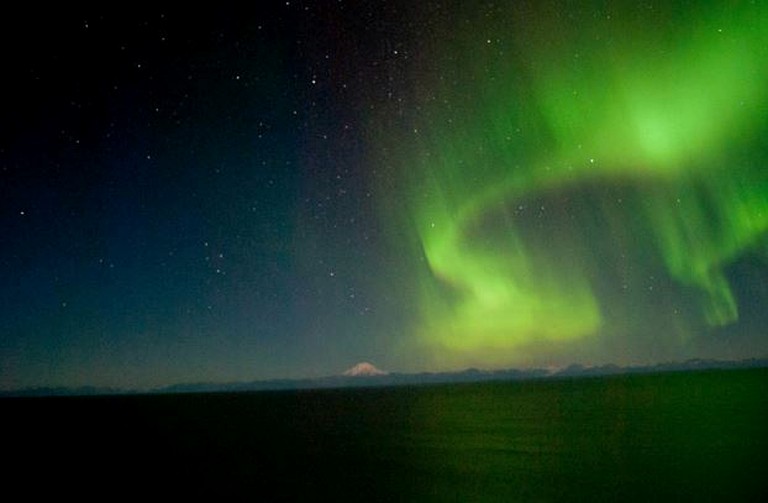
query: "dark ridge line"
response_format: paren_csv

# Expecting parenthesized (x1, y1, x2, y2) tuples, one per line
(3, 357, 767, 398)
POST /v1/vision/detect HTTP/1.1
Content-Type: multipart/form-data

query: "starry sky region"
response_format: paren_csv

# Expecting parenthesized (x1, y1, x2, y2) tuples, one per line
(1, 1, 767, 391)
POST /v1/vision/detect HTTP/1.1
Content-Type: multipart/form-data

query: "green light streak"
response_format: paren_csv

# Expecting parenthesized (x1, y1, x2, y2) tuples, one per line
(379, 1, 768, 364)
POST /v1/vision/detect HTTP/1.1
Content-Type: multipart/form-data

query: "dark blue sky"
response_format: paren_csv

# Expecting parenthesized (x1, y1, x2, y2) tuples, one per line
(1, 4, 414, 389)
(2, 2, 767, 391)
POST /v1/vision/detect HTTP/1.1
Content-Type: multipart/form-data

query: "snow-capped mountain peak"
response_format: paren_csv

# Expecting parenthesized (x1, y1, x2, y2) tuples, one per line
(343, 362, 388, 377)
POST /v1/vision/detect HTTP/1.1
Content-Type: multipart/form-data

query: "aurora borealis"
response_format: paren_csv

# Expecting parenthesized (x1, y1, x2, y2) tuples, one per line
(1, 1, 767, 391)
(376, 1, 768, 367)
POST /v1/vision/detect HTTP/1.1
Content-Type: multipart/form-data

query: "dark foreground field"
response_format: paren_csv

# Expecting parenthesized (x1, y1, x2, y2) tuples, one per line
(5, 368, 767, 500)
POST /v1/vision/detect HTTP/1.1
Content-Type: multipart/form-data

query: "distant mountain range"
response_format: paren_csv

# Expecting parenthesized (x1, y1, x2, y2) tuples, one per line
(3, 357, 767, 397)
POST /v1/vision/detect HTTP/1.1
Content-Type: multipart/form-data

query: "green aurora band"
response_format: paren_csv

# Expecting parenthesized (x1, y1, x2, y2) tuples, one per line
(378, 1, 768, 366)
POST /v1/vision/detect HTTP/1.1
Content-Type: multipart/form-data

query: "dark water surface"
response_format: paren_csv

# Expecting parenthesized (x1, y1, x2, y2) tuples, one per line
(5, 368, 767, 500)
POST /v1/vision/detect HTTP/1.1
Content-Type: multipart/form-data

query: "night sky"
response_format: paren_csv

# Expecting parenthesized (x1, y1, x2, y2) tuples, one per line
(2, 1, 767, 391)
